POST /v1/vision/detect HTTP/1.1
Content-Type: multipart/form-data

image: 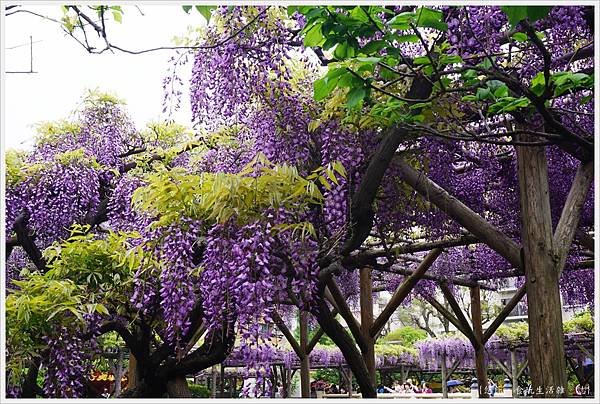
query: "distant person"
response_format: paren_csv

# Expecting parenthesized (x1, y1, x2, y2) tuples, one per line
(421, 382, 432, 393)
(488, 379, 497, 397)
(377, 383, 386, 393)
(405, 380, 418, 393)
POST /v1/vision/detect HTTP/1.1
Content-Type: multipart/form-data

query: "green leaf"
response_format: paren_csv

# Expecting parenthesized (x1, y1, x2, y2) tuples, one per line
(95, 303, 109, 315)
(304, 23, 324, 47)
(493, 85, 509, 98)
(501, 6, 553, 27)
(195, 6, 214, 23)
(334, 41, 355, 59)
(347, 86, 366, 108)
(388, 12, 416, 30)
(530, 72, 547, 96)
(488, 96, 531, 114)
(356, 56, 381, 64)
(525, 6, 554, 22)
(439, 54, 463, 65)
(287, 6, 298, 17)
(501, 6, 527, 27)
(182, 5, 192, 14)
(349, 6, 370, 23)
(415, 7, 447, 31)
(396, 34, 420, 43)
(314, 74, 342, 101)
(413, 56, 431, 66)
(511, 32, 528, 42)
(112, 10, 122, 23)
(476, 87, 492, 101)
(409, 102, 431, 111)
(360, 40, 387, 55)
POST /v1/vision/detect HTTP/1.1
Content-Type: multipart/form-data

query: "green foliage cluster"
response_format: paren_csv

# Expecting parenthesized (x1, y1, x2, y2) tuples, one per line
(381, 326, 428, 346)
(563, 311, 594, 334)
(133, 153, 346, 234)
(34, 120, 81, 147)
(5, 149, 27, 186)
(188, 383, 211, 398)
(141, 121, 193, 149)
(374, 342, 418, 359)
(495, 321, 529, 344)
(494, 311, 593, 348)
(61, 6, 124, 33)
(500, 6, 553, 27)
(7, 148, 106, 189)
(293, 5, 579, 132)
(6, 227, 148, 384)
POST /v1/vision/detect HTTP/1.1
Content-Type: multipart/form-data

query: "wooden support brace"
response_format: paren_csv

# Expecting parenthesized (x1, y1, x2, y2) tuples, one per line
(306, 307, 338, 354)
(272, 311, 304, 359)
(326, 279, 368, 353)
(488, 351, 511, 378)
(517, 359, 528, 378)
(483, 285, 527, 343)
(553, 160, 594, 272)
(370, 248, 442, 338)
(423, 295, 471, 338)
(439, 282, 477, 346)
(395, 159, 522, 269)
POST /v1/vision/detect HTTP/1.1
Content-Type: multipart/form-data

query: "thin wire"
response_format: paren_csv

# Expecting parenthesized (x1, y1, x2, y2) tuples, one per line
(6, 39, 43, 50)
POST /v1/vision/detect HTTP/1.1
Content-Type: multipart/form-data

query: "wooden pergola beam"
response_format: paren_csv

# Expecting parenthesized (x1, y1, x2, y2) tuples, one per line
(553, 160, 594, 273)
(326, 279, 369, 354)
(272, 311, 304, 359)
(372, 264, 496, 290)
(488, 351, 511, 378)
(370, 248, 442, 338)
(439, 282, 477, 346)
(483, 284, 527, 343)
(422, 295, 471, 338)
(470, 285, 488, 398)
(354, 235, 477, 264)
(395, 159, 522, 269)
(575, 229, 594, 252)
(306, 307, 339, 354)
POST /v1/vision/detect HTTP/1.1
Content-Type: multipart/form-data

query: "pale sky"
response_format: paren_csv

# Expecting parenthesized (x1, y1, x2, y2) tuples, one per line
(3, 4, 204, 150)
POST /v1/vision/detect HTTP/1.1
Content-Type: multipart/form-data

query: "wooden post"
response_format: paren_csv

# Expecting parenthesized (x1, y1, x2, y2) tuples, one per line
(220, 364, 225, 397)
(113, 348, 124, 397)
(299, 311, 310, 398)
(516, 134, 567, 397)
(211, 365, 217, 398)
(511, 349, 519, 398)
(127, 354, 137, 391)
(440, 352, 448, 398)
(360, 267, 376, 387)
(272, 365, 278, 397)
(347, 369, 353, 398)
(470, 285, 488, 398)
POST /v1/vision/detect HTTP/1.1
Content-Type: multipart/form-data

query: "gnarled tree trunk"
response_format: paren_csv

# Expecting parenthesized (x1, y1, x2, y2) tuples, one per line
(166, 376, 192, 398)
(516, 135, 567, 397)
